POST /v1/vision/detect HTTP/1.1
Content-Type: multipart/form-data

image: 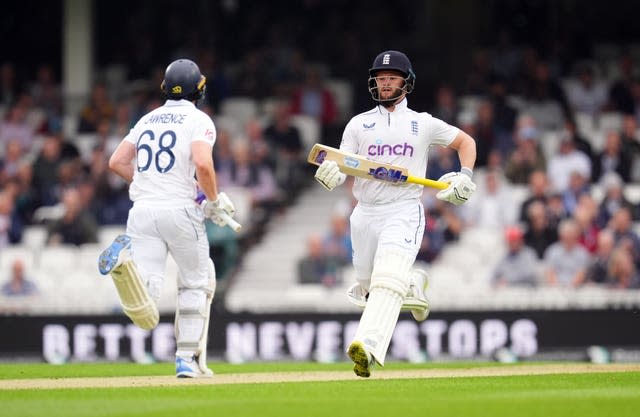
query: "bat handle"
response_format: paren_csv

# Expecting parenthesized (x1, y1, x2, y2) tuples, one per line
(219, 212, 242, 233)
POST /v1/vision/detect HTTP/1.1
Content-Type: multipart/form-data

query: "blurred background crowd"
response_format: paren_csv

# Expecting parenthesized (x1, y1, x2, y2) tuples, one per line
(1, 0, 640, 310)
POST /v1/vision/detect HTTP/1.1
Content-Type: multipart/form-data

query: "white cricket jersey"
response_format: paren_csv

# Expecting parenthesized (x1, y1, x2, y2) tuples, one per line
(340, 98, 459, 204)
(123, 99, 216, 205)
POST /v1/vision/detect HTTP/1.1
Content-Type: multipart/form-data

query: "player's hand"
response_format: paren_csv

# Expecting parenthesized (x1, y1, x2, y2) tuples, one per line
(314, 160, 346, 191)
(435, 171, 476, 205)
(202, 192, 236, 227)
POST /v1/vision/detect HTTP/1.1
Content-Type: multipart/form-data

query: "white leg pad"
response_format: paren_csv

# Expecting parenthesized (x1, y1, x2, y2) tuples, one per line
(111, 260, 159, 330)
(352, 251, 413, 366)
(176, 259, 216, 374)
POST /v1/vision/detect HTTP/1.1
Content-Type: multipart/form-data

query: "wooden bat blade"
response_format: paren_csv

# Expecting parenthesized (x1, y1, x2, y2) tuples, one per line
(307, 143, 449, 190)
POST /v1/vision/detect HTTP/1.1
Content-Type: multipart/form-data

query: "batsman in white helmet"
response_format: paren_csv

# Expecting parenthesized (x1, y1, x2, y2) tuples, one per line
(315, 50, 477, 377)
(98, 58, 239, 378)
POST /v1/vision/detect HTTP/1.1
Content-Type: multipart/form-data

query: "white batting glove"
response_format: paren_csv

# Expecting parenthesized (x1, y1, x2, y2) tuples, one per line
(314, 160, 346, 191)
(436, 171, 476, 205)
(202, 192, 236, 227)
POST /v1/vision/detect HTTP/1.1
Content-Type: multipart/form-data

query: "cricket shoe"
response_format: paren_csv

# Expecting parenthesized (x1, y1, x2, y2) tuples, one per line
(98, 234, 132, 275)
(176, 355, 214, 378)
(405, 269, 430, 322)
(347, 341, 375, 378)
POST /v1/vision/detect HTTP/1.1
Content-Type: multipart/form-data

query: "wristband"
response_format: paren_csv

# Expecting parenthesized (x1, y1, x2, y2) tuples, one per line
(460, 167, 473, 178)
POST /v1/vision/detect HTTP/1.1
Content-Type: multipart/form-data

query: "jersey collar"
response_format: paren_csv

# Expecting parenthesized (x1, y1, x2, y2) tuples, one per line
(164, 99, 195, 108)
(377, 97, 408, 114)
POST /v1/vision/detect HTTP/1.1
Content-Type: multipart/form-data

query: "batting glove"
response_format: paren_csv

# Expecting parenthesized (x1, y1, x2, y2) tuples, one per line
(435, 170, 476, 205)
(314, 160, 346, 191)
(201, 192, 236, 227)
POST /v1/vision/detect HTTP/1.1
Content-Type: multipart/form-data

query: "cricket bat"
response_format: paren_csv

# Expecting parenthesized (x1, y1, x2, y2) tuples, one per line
(307, 143, 449, 190)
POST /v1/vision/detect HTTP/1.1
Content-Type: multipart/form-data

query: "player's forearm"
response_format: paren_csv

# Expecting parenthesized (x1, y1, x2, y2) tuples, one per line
(109, 141, 136, 183)
(195, 166, 219, 201)
(456, 133, 477, 170)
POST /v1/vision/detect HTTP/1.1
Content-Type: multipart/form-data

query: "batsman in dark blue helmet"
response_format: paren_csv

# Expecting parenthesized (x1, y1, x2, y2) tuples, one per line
(314, 50, 478, 378)
(99, 58, 240, 378)
(161, 58, 207, 102)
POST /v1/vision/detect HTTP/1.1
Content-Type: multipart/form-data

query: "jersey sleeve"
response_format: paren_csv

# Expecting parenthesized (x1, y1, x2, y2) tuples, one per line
(339, 118, 359, 154)
(192, 113, 216, 146)
(426, 114, 459, 147)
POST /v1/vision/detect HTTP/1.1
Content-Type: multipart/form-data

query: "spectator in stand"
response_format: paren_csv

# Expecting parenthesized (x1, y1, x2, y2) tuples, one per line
(77, 83, 115, 133)
(547, 136, 591, 193)
(608, 53, 636, 115)
(546, 191, 569, 229)
(581, 228, 616, 285)
(596, 172, 639, 228)
(474, 99, 512, 166)
(243, 117, 273, 168)
(322, 214, 352, 266)
(561, 171, 590, 216)
(564, 63, 608, 118)
(29, 64, 63, 134)
(112, 101, 134, 138)
(523, 200, 558, 259)
(430, 83, 459, 125)
(592, 130, 633, 183)
(31, 134, 66, 207)
(0, 140, 25, 185)
(487, 73, 517, 133)
(9, 161, 36, 225)
(289, 67, 338, 131)
(1, 259, 37, 297)
(263, 102, 305, 196)
(298, 233, 342, 287)
(522, 61, 569, 130)
(608, 206, 640, 269)
(462, 168, 516, 229)
(504, 121, 546, 185)
(543, 218, 590, 288)
(0, 105, 36, 152)
(492, 225, 540, 288)
(619, 115, 640, 180)
(607, 247, 640, 289)
(560, 118, 595, 163)
(573, 195, 600, 254)
(0, 62, 19, 107)
(45, 187, 98, 246)
(519, 169, 550, 222)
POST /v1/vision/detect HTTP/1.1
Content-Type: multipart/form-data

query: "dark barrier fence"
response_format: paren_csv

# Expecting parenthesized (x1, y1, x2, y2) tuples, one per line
(1, 310, 639, 363)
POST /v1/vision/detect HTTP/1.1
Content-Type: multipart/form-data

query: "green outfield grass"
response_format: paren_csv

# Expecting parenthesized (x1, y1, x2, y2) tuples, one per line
(0, 362, 639, 417)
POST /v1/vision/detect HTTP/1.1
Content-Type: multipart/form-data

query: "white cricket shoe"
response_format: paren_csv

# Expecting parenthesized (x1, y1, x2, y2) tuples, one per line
(406, 269, 430, 322)
(175, 355, 214, 378)
(98, 234, 132, 275)
(347, 341, 375, 378)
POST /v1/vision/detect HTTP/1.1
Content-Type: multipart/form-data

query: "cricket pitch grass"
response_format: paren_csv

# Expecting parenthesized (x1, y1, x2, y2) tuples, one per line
(1, 361, 639, 417)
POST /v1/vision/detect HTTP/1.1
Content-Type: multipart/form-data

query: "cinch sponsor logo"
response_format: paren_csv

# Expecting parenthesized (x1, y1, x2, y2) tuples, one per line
(367, 142, 414, 157)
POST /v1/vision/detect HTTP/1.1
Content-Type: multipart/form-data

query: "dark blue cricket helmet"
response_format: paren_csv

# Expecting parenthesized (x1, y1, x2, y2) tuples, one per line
(161, 59, 206, 101)
(368, 50, 416, 102)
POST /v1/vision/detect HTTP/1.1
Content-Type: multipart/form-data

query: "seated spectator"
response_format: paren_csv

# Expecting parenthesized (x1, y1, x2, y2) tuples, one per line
(596, 172, 639, 228)
(323, 214, 352, 266)
(561, 171, 590, 216)
(492, 225, 540, 287)
(430, 83, 459, 125)
(524, 200, 558, 259)
(29, 64, 63, 134)
(573, 195, 600, 254)
(543, 218, 591, 287)
(46, 187, 98, 246)
(608, 53, 636, 115)
(289, 67, 338, 130)
(547, 137, 592, 193)
(474, 99, 513, 166)
(298, 233, 342, 287)
(263, 102, 305, 198)
(0, 105, 36, 152)
(77, 83, 115, 133)
(519, 169, 550, 222)
(0, 139, 25, 185)
(462, 168, 517, 229)
(608, 206, 640, 269)
(564, 63, 608, 117)
(591, 130, 633, 183)
(1, 259, 37, 296)
(607, 247, 640, 289)
(504, 122, 546, 185)
(560, 118, 595, 164)
(582, 229, 616, 285)
(619, 115, 640, 174)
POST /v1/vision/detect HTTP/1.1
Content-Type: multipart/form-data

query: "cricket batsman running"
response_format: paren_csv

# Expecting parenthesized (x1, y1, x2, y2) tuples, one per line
(97, 59, 239, 378)
(314, 50, 477, 377)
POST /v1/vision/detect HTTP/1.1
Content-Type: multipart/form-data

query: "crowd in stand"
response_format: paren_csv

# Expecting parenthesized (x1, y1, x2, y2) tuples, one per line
(2, 35, 640, 295)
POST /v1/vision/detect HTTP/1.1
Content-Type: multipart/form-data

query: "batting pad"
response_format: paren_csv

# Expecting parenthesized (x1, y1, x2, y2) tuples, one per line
(353, 287, 403, 366)
(111, 260, 159, 330)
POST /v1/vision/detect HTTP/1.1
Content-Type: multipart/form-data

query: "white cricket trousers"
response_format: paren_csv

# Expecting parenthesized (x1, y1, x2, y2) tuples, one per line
(349, 198, 425, 289)
(125, 202, 210, 301)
